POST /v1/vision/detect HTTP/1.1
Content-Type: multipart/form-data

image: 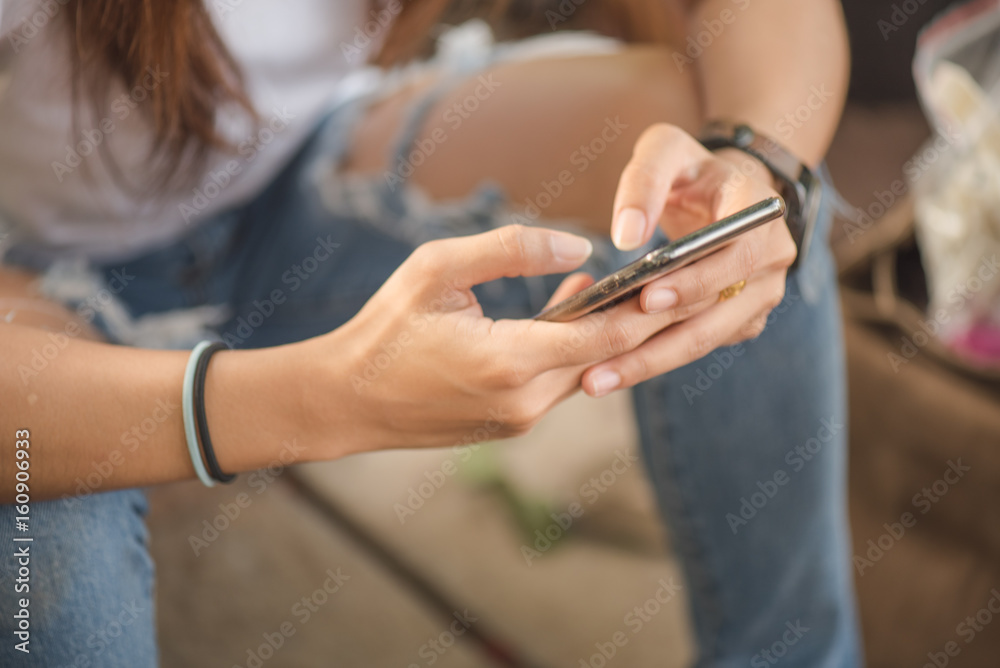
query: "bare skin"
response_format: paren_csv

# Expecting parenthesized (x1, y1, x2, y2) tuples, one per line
(0, 0, 849, 502)
(344, 46, 704, 232)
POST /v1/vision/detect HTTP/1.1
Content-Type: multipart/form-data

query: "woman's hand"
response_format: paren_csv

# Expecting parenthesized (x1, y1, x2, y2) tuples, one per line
(581, 123, 798, 397)
(305, 225, 691, 455)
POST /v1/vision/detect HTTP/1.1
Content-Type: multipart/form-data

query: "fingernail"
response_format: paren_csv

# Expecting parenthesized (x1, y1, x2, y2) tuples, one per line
(550, 232, 594, 263)
(612, 208, 648, 251)
(645, 288, 678, 313)
(589, 369, 622, 397)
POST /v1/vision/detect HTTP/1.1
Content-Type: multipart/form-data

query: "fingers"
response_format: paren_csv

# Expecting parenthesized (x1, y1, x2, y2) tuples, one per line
(409, 225, 594, 293)
(503, 366, 589, 436)
(641, 289, 717, 322)
(543, 273, 595, 310)
(610, 125, 708, 251)
(637, 223, 777, 314)
(580, 275, 785, 396)
(510, 297, 679, 375)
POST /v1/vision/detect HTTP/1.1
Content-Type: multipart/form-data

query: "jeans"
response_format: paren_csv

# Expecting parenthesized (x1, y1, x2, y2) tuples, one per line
(0, 87, 862, 667)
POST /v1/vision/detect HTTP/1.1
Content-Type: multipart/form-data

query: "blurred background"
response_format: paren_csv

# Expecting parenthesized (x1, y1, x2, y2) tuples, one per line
(149, 1, 1000, 666)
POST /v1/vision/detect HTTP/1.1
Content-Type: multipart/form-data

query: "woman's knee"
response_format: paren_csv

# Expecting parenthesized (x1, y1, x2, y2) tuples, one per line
(343, 45, 703, 231)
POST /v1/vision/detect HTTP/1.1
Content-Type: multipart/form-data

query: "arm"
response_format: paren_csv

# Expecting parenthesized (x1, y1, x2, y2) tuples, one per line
(1, 225, 698, 502)
(583, 0, 849, 397)
(690, 0, 850, 166)
(0, 264, 326, 501)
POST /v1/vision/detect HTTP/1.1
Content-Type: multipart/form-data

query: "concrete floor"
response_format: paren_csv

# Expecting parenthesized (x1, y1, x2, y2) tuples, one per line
(148, 102, 932, 667)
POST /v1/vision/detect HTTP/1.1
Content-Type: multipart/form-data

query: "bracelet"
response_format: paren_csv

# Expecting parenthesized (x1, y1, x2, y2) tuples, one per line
(193, 342, 236, 484)
(182, 341, 216, 487)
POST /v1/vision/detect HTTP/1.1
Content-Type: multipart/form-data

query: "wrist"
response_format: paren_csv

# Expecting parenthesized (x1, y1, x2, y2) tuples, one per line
(292, 329, 378, 460)
(713, 147, 778, 191)
(203, 342, 342, 474)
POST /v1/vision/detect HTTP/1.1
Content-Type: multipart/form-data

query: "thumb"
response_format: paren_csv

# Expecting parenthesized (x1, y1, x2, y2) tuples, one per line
(418, 225, 594, 290)
(543, 272, 595, 310)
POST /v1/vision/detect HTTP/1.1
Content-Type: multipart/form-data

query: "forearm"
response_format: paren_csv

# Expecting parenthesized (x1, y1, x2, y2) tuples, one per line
(0, 322, 328, 503)
(688, 0, 850, 166)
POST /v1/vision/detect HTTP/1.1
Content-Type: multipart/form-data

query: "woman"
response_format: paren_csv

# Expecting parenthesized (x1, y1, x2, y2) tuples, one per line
(0, 0, 859, 665)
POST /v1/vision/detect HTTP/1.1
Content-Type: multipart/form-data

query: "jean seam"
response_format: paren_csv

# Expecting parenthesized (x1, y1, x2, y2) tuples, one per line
(636, 382, 729, 663)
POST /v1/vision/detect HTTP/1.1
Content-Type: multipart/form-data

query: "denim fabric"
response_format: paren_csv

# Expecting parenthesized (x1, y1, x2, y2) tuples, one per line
(0, 87, 861, 666)
(0, 490, 155, 667)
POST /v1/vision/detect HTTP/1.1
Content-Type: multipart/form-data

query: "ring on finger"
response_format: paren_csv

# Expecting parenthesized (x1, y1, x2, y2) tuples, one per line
(718, 279, 747, 302)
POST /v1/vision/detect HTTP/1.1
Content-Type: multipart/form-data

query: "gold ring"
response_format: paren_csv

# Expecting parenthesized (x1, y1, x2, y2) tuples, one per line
(718, 280, 747, 302)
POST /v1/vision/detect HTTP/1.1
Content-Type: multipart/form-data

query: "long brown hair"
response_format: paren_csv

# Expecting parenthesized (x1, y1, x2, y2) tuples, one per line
(64, 0, 255, 191)
(65, 0, 680, 191)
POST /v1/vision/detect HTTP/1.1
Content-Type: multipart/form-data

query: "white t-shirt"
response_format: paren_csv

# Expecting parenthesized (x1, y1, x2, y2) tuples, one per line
(0, 0, 384, 262)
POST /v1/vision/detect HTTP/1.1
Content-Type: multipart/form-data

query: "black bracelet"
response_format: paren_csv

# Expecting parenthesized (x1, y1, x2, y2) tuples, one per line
(193, 342, 236, 484)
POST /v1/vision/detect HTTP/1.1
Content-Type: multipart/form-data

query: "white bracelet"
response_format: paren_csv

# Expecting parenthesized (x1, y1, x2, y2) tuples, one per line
(182, 341, 215, 487)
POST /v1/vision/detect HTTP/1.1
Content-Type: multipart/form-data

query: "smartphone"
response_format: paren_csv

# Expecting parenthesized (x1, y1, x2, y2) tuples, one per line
(534, 197, 786, 323)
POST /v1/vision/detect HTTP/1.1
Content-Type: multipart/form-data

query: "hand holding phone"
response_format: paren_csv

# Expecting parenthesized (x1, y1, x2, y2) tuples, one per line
(535, 197, 786, 323)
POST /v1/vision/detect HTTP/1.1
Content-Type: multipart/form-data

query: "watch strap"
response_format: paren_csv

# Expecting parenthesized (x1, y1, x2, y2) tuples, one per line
(699, 121, 821, 271)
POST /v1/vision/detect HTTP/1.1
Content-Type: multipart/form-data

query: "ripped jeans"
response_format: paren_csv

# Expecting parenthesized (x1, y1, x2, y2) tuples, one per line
(0, 86, 861, 667)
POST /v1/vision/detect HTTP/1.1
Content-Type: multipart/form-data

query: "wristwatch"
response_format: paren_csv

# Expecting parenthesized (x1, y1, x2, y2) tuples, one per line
(699, 121, 821, 271)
